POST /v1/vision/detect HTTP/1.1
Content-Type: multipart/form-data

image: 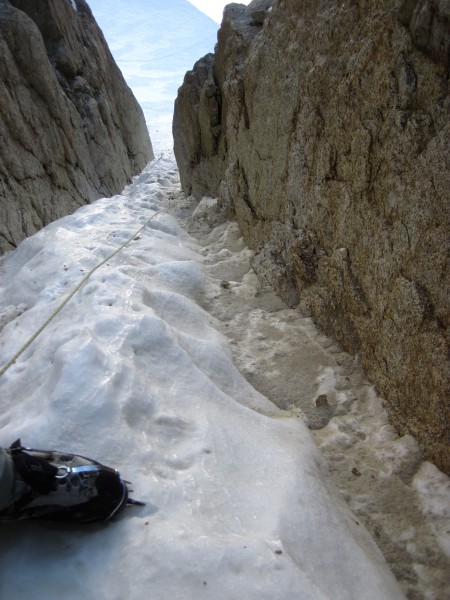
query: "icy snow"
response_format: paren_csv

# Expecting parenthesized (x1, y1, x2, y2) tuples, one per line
(413, 463, 450, 557)
(0, 151, 406, 599)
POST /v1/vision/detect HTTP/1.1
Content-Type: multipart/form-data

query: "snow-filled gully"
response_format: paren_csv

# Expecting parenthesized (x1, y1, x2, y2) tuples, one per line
(0, 153, 448, 600)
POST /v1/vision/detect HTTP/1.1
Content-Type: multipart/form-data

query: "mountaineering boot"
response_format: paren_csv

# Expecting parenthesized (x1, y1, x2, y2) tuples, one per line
(0, 440, 144, 523)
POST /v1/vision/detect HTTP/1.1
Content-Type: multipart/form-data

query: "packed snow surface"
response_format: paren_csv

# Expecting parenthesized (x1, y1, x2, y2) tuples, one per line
(0, 154, 406, 599)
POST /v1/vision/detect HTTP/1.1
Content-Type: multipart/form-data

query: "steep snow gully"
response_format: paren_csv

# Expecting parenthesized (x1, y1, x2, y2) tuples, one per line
(0, 146, 449, 599)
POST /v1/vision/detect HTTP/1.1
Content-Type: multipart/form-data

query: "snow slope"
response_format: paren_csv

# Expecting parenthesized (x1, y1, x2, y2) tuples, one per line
(0, 152, 405, 599)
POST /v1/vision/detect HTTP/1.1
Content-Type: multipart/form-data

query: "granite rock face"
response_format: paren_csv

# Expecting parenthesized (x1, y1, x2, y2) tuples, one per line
(173, 53, 221, 199)
(173, 0, 450, 474)
(0, 0, 153, 253)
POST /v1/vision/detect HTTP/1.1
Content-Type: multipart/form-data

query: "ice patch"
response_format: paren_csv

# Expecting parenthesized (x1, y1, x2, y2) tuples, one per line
(413, 462, 450, 557)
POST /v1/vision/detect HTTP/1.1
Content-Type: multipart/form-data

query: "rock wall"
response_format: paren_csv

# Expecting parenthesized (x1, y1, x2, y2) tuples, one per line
(173, 0, 450, 474)
(0, 0, 153, 253)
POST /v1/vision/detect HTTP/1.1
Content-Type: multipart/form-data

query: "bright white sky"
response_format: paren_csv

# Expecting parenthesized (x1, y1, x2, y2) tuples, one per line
(187, 0, 251, 23)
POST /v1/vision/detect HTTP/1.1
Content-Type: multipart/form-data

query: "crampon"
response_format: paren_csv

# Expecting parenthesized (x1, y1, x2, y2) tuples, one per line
(0, 439, 145, 523)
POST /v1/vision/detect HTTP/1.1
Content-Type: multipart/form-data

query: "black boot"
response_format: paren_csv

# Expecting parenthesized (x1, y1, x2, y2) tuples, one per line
(0, 440, 144, 523)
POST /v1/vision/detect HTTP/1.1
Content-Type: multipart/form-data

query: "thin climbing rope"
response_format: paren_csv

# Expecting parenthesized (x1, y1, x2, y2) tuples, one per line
(0, 210, 162, 379)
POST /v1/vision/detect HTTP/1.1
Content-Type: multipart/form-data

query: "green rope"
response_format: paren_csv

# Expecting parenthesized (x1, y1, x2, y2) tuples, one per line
(0, 210, 162, 378)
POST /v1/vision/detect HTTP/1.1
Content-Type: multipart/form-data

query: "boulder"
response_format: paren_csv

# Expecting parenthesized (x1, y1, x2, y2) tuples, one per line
(0, 0, 153, 253)
(172, 0, 450, 474)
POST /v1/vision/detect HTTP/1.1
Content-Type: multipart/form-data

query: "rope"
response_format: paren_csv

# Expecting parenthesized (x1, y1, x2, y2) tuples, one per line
(0, 210, 162, 379)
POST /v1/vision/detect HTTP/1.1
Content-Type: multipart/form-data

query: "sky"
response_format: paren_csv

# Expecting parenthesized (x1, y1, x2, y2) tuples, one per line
(187, 0, 251, 23)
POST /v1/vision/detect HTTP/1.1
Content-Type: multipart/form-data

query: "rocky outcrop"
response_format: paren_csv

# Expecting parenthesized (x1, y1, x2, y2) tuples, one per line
(173, 0, 450, 474)
(0, 0, 153, 253)
(172, 53, 221, 199)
